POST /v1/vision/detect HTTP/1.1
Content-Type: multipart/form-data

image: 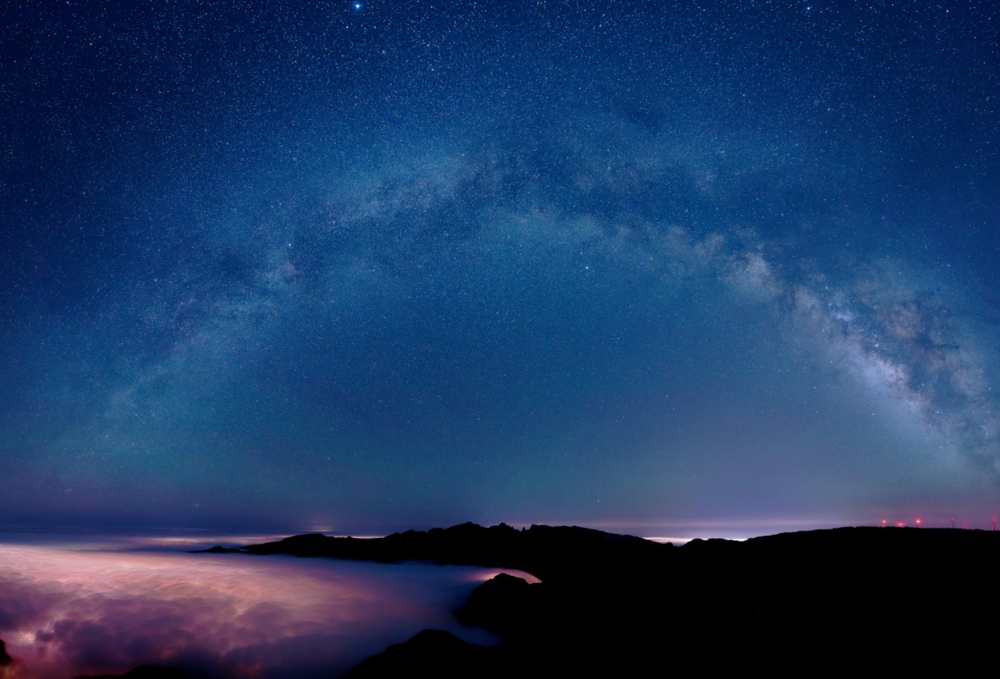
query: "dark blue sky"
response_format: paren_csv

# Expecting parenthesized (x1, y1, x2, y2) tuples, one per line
(3, 0, 1000, 535)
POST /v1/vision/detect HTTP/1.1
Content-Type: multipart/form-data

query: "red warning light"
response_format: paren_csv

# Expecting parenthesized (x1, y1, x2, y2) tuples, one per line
(915, 518, 921, 527)
(881, 519, 887, 527)
(897, 522, 905, 528)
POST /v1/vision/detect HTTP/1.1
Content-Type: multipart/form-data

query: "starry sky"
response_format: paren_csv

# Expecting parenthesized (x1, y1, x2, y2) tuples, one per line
(3, 0, 1000, 536)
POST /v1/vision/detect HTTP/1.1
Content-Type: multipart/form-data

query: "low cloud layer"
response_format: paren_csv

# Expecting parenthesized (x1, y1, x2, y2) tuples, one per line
(0, 541, 513, 678)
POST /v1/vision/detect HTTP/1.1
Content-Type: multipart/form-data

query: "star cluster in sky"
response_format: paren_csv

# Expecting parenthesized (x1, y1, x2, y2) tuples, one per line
(2, 0, 999, 535)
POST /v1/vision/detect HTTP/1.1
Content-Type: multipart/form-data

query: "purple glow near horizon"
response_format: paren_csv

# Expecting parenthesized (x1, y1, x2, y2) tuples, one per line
(0, 539, 534, 679)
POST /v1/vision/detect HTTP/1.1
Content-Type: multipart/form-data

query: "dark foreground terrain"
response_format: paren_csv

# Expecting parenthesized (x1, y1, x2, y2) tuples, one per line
(47, 524, 1000, 676)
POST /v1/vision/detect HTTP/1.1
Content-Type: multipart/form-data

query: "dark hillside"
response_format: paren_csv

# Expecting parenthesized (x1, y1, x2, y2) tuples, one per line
(206, 525, 1000, 674)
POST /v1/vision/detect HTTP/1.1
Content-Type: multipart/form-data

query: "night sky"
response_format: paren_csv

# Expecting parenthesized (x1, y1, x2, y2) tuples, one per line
(3, 0, 1000, 536)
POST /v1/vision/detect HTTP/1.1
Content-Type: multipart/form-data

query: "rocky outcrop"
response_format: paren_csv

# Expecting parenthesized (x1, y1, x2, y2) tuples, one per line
(456, 572, 541, 640)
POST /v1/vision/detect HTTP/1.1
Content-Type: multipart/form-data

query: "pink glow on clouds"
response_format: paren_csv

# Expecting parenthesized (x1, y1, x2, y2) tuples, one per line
(0, 539, 532, 678)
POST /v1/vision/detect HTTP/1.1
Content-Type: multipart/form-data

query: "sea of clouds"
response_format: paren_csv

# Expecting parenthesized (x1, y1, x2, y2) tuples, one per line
(0, 537, 525, 678)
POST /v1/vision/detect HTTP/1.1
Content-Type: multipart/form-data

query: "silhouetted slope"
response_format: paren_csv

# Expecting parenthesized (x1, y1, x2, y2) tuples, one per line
(227, 522, 662, 583)
(209, 525, 1000, 674)
(343, 630, 489, 679)
(77, 667, 188, 679)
